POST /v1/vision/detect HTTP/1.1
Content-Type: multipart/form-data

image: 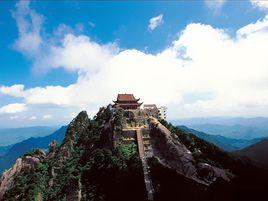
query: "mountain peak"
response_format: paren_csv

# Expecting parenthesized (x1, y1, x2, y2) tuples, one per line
(0, 149, 46, 200)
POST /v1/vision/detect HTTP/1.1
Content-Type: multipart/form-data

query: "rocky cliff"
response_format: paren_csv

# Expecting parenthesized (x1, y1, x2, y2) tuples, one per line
(148, 118, 231, 186)
(0, 149, 45, 200)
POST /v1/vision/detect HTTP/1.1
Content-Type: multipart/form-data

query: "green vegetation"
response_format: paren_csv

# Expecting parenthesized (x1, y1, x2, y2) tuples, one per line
(81, 147, 145, 201)
(4, 162, 49, 201)
(22, 148, 44, 159)
(113, 108, 124, 130)
(3, 109, 146, 201)
(95, 106, 113, 123)
(116, 143, 137, 160)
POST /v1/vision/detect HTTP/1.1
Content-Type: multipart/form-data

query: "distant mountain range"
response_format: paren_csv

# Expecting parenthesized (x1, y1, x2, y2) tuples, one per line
(172, 117, 268, 128)
(0, 126, 57, 146)
(0, 126, 67, 173)
(187, 124, 268, 139)
(179, 122, 268, 168)
(178, 126, 263, 151)
(235, 139, 268, 167)
(172, 117, 268, 139)
(0, 145, 12, 157)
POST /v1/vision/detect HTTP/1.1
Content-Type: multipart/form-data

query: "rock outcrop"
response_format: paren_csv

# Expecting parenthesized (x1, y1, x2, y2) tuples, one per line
(54, 111, 90, 166)
(0, 158, 23, 200)
(0, 150, 45, 200)
(47, 140, 57, 158)
(197, 162, 230, 183)
(148, 117, 231, 185)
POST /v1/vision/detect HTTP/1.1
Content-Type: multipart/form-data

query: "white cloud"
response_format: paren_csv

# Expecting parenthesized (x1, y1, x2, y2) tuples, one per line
(43, 114, 52, 119)
(10, 115, 19, 120)
(11, 0, 43, 57)
(204, 0, 226, 13)
(29, 116, 37, 120)
(0, 84, 25, 97)
(36, 34, 118, 73)
(148, 14, 163, 31)
(3, 2, 268, 119)
(0, 103, 27, 114)
(251, 0, 268, 10)
(237, 15, 268, 37)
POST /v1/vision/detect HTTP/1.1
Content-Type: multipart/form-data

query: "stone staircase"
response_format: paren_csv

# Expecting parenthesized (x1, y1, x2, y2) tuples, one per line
(136, 128, 154, 201)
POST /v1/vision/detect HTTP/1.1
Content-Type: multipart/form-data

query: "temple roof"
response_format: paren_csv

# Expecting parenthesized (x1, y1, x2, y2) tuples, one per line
(116, 94, 140, 102)
(115, 102, 142, 106)
(113, 93, 142, 109)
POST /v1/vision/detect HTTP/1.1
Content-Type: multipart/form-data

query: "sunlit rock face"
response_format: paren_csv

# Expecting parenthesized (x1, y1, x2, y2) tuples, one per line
(0, 150, 45, 200)
(148, 117, 231, 185)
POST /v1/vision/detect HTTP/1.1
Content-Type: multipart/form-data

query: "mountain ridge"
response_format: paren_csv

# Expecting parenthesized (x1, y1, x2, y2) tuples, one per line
(234, 138, 268, 167)
(178, 126, 264, 151)
(172, 117, 268, 139)
(0, 126, 57, 146)
(0, 126, 67, 173)
(1, 107, 268, 201)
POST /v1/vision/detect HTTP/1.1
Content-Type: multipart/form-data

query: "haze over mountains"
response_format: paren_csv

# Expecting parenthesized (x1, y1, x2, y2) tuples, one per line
(172, 117, 268, 139)
(172, 117, 268, 127)
(178, 126, 263, 151)
(0, 126, 67, 173)
(0, 127, 57, 146)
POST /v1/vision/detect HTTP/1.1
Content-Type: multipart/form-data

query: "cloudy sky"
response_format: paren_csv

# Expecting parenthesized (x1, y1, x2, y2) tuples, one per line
(0, 0, 268, 127)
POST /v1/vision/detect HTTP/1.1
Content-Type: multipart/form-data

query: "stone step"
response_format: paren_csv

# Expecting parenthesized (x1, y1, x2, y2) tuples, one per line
(136, 129, 154, 201)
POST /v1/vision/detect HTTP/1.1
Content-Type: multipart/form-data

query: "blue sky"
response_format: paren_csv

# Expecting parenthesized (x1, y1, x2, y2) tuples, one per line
(0, 0, 268, 127)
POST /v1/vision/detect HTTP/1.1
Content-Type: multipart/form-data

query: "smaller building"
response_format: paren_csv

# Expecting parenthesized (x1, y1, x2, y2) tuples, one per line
(158, 106, 167, 120)
(144, 104, 157, 110)
(143, 104, 158, 118)
(113, 94, 142, 110)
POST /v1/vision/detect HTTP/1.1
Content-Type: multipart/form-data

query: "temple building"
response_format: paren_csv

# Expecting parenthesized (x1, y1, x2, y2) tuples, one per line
(158, 106, 167, 120)
(113, 94, 142, 110)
